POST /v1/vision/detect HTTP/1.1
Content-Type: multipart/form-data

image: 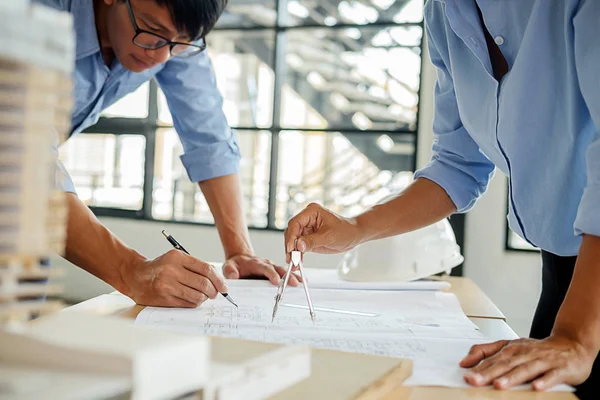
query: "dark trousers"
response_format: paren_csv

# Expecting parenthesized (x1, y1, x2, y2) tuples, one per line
(530, 251, 600, 399)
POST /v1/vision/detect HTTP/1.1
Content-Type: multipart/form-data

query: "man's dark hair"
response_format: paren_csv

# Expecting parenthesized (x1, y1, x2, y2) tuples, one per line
(121, 0, 228, 40)
(154, 0, 228, 40)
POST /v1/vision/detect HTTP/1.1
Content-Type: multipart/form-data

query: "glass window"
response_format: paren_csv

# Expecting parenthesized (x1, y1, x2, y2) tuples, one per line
(279, 0, 424, 26)
(59, 134, 145, 210)
(214, 0, 424, 28)
(158, 30, 275, 129)
(215, 0, 276, 28)
(152, 129, 271, 228)
(79, 0, 424, 232)
(274, 131, 415, 228)
(280, 26, 422, 130)
(101, 82, 149, 119)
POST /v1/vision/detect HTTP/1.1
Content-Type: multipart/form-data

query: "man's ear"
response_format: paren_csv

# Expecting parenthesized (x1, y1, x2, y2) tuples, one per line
(104, 0, 117, 6)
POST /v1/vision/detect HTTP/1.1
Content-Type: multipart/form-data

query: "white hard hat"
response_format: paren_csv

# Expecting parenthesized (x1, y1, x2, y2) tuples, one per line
(337, 218, 463, 282)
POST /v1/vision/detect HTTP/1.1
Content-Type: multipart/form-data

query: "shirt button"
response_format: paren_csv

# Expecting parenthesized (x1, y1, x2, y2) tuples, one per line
(494, 36, 504, 46)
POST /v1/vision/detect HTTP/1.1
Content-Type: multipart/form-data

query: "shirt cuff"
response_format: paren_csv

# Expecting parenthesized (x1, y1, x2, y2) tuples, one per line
(180, 138, 241, 183)
(414, 158, 484, 213)
(574, 185, 600, 237)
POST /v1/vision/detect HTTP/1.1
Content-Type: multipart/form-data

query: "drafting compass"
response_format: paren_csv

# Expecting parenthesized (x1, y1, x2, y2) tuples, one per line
(271, 248, 315, 323)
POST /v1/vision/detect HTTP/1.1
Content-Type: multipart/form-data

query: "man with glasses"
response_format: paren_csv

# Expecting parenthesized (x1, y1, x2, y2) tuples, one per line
(35, 0, 298, 308)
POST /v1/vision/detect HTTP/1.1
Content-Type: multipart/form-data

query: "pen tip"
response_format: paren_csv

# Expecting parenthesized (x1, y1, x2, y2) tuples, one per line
(161, 230, 169, 238)
(224, 294, 238, 308)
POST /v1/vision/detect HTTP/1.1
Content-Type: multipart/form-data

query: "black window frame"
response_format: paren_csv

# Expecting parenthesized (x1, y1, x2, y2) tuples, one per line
(79, 0, 426, 233)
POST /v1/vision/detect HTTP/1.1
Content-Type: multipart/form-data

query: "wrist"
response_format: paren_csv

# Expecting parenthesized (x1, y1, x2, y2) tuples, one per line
(355, 210, 380, 245)
(225, 250, 254, 260)
(224, 242, 254, 260)
(552, 318, 600, 357)
(115, 249, 147, 296)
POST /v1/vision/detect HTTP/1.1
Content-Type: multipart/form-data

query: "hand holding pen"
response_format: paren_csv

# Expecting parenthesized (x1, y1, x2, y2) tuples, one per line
(162, 230, 238, 307)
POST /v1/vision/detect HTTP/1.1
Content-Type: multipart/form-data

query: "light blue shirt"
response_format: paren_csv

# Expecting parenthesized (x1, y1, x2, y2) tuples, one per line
(414, 0, 600, 256)
(36, 0, 240, 193)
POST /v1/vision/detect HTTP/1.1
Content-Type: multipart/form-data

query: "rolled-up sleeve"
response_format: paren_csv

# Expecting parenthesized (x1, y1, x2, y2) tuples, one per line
(573, 0, 600, 237)
(155, 51, 241, 183)
(414, 4, 495, 213)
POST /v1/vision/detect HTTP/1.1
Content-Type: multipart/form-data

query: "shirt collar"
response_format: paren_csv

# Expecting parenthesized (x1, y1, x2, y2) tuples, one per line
(71, 0, 101, 60)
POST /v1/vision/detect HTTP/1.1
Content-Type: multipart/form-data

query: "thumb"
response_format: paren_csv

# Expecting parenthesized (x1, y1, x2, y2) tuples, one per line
(297, 232, 328, 252)
(222, 261, 240, 279)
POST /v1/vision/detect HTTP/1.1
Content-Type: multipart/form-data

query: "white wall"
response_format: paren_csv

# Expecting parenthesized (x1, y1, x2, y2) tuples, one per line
(56, 35, 543, 338)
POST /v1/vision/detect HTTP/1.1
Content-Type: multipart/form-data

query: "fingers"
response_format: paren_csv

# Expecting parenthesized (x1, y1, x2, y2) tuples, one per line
(532, 368, 562, 391)
(165, 296, 198, 308)
(226, 256, 285, 285)
(460, 340, 509, 368)
(178, 268, 218, 299)
(297, 232, 327, 253)
(464, 350, 534, 387)
(172, 284, 208, 307)
(284, 203, 321, 262)
(258, 260, 282, 285)
(491, 358, 549, 390)
(174, 250, 228, 293)
(275, 266, 301, 287)
(222, 261, 240, 279)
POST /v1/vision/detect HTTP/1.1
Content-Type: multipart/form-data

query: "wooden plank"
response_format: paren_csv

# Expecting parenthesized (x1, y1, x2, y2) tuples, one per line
(0, 152, 23, 165)
(0, 300, 63, 320)
(376, 385, 575, 399)
(0, 70, 63, 90)
(0, 266, 62, 280)
(0, 284, 63, 300)
(0, 110, 55, 128)
(209, 337, 412, 400)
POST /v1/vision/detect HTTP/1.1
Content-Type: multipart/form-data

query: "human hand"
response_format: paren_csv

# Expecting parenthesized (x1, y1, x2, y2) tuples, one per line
(222, 254, 301, 287)
(123, 249, 228, 307)
(460, 335, 594, 390)
(283, 203, 362, 263)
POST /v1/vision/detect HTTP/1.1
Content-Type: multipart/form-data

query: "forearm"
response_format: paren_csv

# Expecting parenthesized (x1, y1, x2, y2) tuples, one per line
(356, 177, 457, 244)
(199, 173, 253, 259)
(553, 234, 600, 354)
(64, 193, 145, 294)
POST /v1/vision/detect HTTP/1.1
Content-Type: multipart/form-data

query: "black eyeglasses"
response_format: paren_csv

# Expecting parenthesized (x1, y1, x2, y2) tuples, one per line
(125, 0, 205, 57)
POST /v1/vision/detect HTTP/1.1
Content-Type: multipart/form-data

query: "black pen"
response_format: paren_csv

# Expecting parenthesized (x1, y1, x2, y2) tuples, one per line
(161, 230, 238, 307)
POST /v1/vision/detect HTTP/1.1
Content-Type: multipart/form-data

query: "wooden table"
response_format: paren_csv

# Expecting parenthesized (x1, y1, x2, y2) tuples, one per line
(66, 277, 575, 400)
(442, 276, 505, 320)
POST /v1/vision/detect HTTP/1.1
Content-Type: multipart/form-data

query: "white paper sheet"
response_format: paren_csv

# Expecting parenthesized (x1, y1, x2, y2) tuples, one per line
(403, 339, 574, 392)
(226, 268, 450, 291)
(135, 287, 572, 392)
(136, 287, 482, 354)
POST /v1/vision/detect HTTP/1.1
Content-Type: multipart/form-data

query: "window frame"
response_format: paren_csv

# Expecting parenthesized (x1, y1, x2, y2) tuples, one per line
(79, 0, 426, 232)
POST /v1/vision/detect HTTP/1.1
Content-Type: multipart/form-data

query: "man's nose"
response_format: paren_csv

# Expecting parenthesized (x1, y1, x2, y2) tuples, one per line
(146, 46, 171, 64)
